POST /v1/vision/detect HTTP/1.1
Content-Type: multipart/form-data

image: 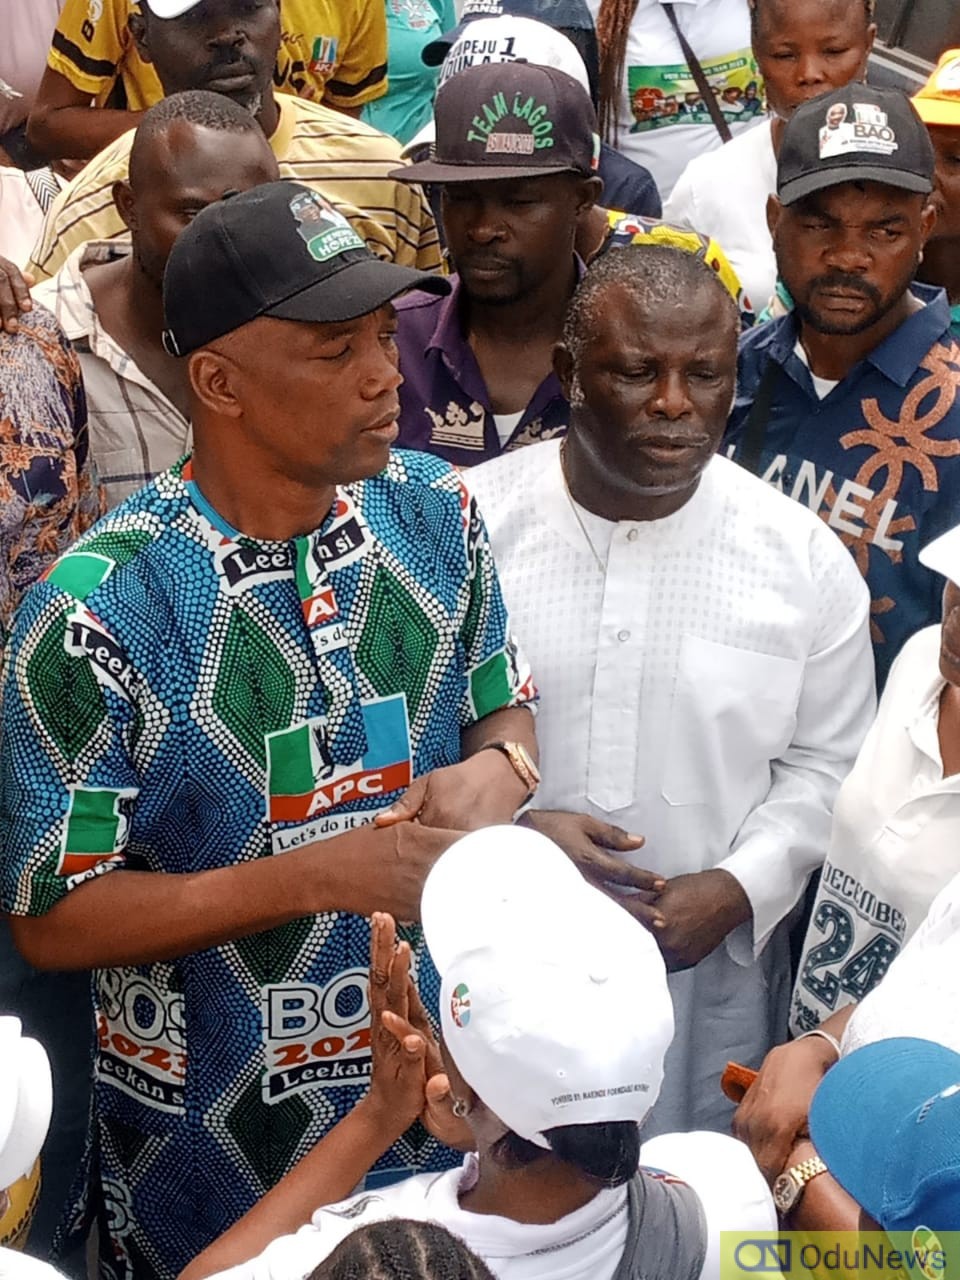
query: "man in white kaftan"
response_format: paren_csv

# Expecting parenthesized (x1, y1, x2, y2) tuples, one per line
(466, 244, 876, 1135)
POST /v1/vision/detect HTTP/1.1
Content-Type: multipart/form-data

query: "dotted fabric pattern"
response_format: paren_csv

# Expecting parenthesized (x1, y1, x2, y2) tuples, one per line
(0, 449, 533, 1280)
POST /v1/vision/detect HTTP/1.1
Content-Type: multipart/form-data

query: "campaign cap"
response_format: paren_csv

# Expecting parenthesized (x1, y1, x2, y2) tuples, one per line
(421, 826, 675, 1148)
(810, 1037, 960, 1231)
(777, 83, 935, 206)
(913, 49, 960, 128)
(422, 0, 594, 67)
(395, 61, 599, 186)
(404, 17, 590, 158)
(162, 181, 449, 357)
(0, 1018, 52, 1192)
(142, 0, 204, 16)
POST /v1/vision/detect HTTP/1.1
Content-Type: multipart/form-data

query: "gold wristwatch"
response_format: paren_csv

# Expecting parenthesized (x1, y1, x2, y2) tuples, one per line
(480, 740, 540, 803)
(773, 1155, 828, 1213)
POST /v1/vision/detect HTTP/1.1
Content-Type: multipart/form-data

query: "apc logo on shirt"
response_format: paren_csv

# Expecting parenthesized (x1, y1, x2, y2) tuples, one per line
(265, 694, 412, 823)
(310, 35, 340, 76)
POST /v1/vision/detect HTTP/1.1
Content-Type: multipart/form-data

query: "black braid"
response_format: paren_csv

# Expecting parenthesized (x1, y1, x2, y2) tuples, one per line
(308, 1219, 496, 1280)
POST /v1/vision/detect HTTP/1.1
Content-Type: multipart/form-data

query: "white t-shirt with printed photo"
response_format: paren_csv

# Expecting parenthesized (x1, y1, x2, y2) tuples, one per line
(586, 0, 765, 198)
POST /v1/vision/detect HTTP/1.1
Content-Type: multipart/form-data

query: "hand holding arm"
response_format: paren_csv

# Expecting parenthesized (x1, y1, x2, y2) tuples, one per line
(732, 1005, 855, 1185)
(520, 810, 664, 899)
(375, 706, 537, 831)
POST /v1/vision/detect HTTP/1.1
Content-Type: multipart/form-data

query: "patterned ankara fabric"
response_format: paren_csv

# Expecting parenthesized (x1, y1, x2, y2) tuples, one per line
(599, 211, 755, 329)
(0, 450, 534, 1280)
(726, 285, 960, 689)
(0, 303, 103, 644)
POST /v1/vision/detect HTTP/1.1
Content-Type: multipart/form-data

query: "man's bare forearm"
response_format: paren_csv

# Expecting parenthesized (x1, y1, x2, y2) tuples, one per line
(7, 822, 422, 971)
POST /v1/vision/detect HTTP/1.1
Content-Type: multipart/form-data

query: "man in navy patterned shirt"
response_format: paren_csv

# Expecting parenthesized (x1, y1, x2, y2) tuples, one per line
(726, 84, 960, 688)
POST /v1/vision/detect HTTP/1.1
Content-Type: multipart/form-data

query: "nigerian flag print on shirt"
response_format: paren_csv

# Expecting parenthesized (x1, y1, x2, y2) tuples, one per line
(0, 449, 534, 1280)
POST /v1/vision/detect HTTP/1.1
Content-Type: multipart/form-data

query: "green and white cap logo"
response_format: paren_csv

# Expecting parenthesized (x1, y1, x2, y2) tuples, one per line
(289, 191, 366, 263)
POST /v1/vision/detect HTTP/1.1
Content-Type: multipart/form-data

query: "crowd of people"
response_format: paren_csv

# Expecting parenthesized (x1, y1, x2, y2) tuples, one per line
(2, 1, 960, 1279)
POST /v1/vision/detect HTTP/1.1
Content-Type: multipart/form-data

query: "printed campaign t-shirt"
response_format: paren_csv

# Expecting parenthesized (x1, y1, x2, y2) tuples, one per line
(790, 625, 960, 1035)
(585, 0, 763, 198)
(363, 0, 455, 145)
(46, 0, 387, 110)
(0, 450, 534, 1280)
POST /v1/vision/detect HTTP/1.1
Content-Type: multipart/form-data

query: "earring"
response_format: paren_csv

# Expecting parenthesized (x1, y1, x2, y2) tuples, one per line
(452, 1098, 469, 1119)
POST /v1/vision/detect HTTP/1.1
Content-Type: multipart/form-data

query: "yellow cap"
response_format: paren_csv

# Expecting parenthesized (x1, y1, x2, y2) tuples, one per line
(913, 49, 960, 128)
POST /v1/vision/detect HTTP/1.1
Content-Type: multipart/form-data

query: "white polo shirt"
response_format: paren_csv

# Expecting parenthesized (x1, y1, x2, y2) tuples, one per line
(585, 0, 763, 198)
(790, 625, 960, 1037)
(663, 117, 777, 313)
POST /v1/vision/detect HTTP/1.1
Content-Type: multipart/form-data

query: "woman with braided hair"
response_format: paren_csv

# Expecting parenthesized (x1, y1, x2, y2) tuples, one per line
(587, 0, 759, 197)
(184, 830, 775, 1280)
(664, 0, 876, 312)
(308, 1221, 494, 1280)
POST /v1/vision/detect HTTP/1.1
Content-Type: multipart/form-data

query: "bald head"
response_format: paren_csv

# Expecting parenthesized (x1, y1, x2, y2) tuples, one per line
(563, 244, 739, 371)
(117, 91, 279, 291)
(128, 89, 274, 190)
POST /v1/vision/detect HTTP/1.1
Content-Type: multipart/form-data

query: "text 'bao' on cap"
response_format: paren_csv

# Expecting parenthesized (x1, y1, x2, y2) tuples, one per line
(393, 61, 600, 186)
(777, 82, 935, 207)
(161, 181, 449, 357)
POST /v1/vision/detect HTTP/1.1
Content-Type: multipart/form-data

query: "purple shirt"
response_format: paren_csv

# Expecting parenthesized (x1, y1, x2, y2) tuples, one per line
(395, 270, 574, 467)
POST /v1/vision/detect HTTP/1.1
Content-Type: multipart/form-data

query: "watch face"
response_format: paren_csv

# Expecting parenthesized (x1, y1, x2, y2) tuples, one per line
(773, 1173, 799, 1213)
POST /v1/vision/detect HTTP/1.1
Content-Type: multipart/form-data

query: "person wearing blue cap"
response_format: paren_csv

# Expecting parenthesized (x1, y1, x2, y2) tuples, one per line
(810, 1037, 960, 1234)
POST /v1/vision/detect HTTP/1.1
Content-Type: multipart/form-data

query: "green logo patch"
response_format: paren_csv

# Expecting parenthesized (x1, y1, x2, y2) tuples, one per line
(289, 191, 366, 263)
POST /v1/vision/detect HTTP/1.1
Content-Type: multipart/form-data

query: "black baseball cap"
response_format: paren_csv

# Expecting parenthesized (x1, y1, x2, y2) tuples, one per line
(777, 83, 935, 207)
(393, 61, 600, 186)
(162, 181, 450, 357)
(422, 0, 594, 67)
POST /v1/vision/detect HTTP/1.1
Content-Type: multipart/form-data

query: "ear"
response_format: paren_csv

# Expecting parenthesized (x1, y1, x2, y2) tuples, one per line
(574, 175, 604, 218)
(113, 179, 136, 231)
(919, 196, 939, 246)
(553, 342, 574, 400)
(765, 192, 783, 241)
(188, 349, 245, 419)
(864, 22, 877, 61)
(129, 12, 151, 63)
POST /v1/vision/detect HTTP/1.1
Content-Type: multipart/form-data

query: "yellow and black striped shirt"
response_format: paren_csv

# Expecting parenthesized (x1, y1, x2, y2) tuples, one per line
(28, 94, 441, 281)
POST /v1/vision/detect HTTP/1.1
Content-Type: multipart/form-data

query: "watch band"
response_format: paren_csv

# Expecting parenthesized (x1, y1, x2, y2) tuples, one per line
(790, 1155, 828, 1185)
(774, 1155, 828, 1213)
(478, 740, 540, 798)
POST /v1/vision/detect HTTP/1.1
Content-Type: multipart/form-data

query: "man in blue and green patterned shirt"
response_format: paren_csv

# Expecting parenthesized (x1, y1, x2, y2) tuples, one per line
(0, 182, 538, 1280)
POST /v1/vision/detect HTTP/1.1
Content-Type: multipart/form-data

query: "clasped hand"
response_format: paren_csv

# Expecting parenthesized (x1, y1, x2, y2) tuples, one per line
(521, 810, 752, 971)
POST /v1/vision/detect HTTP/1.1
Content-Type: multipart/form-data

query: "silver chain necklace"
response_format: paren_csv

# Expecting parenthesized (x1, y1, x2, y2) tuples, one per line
(559, 442, 607, 574)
